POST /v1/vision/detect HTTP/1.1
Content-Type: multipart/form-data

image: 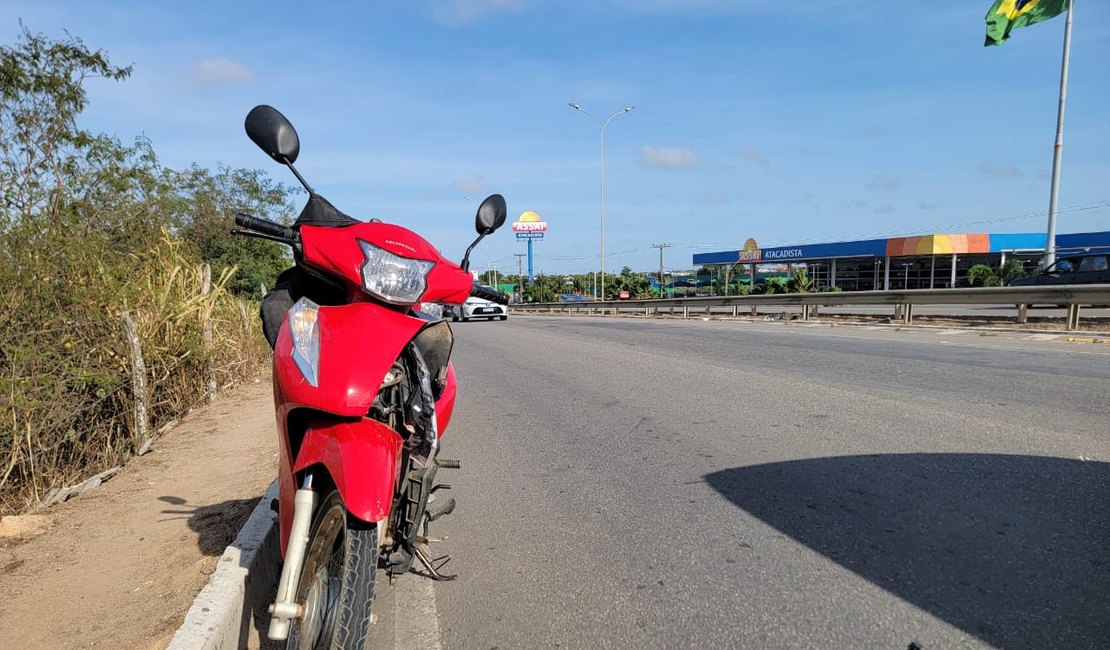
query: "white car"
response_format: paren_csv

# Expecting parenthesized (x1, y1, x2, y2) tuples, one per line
(449, 293, 508, 322)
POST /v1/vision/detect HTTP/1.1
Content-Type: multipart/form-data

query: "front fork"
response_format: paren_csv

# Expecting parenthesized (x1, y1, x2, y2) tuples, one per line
(267, 472, 317, 641)
(266, 460, 459, 642)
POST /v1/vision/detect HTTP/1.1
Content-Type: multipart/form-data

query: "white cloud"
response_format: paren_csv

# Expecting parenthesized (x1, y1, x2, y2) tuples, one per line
(866, 174, 900, 191)
(452, 176, 485, 194)
(738, 147, 767, 166)
(430, 0, 527, 26)
(189, 58, 253, 85)
(863, 126, 886, 140)
(640, 146, 699, 170)
(979, 163, 1024, 179)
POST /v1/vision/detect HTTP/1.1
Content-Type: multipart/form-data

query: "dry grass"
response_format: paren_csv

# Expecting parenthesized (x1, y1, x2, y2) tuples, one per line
(0, 230, 269, 514)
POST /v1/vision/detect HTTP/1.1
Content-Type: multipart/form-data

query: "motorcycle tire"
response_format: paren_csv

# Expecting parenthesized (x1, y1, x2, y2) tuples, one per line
(287, 490, 378, 650)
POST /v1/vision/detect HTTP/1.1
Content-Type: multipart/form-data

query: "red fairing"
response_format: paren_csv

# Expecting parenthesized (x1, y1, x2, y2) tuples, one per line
(435, 363, 458, 435)
(299, 222, 473, 305)
(294, 418, 402, 522)
(274, 302, 426, 417)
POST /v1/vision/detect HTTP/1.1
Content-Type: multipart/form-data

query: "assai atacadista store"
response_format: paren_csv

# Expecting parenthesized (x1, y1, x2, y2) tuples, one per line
(692, 230, 1110, 291)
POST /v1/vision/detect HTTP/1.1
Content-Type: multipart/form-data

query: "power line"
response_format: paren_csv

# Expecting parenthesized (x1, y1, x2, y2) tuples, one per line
(498, 198, 1109, 271)
(660, 199, 1110, 251)
(754, 199, 1110, 248)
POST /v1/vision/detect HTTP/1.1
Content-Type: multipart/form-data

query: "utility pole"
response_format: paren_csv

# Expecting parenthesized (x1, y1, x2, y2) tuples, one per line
(514, 253, 526, 301)
(652, 243, 671, 298)
(487, 262, 498, 288)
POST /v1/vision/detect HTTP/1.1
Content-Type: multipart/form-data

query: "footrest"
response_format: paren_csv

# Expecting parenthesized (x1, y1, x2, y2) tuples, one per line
(424, 497, 456, 522)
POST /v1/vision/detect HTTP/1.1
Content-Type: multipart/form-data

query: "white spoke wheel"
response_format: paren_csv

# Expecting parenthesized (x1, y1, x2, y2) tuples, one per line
(287, 491, 378, 650)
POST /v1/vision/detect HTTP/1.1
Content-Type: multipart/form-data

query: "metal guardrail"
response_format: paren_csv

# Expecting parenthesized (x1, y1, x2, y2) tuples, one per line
(513, 285, 1110, 331)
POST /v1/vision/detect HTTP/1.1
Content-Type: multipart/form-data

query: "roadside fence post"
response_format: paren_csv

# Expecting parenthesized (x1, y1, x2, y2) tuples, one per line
(202, 264, 216, 404)
(121, 312, 150, 454)
(237, 299, 250, 337)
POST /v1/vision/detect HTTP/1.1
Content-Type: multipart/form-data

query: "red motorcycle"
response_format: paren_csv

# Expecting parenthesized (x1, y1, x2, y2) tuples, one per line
(231, 105, 509, 649)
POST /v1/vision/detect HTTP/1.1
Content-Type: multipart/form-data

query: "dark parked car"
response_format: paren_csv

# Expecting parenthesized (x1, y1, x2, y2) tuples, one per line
(1009, 253, 1110, 287)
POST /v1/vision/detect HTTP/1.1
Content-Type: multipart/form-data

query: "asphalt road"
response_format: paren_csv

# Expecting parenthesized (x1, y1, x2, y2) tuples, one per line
(421, 316, 1110, 649)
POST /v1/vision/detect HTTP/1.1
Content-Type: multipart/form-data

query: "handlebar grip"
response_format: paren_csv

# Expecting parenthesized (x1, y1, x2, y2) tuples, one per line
(471, 284, 510, 305)
(234, 213, 294, 242)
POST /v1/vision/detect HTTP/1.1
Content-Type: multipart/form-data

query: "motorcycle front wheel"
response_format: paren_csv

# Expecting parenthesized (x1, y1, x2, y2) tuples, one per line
(287, 490, 378, 650)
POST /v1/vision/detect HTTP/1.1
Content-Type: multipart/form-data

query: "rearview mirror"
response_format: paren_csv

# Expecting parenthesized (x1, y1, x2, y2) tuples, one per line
(475, 194, 507, 235)
(245, 105, 300, 164)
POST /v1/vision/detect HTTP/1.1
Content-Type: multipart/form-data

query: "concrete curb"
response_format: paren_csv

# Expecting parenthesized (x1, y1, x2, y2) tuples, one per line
(168, 481, 280, 650)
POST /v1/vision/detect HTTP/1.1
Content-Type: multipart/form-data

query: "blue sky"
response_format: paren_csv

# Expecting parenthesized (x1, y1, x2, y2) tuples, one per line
(3, 1, 1108, 275)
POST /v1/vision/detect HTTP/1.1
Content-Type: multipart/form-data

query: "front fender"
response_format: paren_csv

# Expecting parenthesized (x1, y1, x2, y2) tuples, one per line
(294, 418, 403, 524)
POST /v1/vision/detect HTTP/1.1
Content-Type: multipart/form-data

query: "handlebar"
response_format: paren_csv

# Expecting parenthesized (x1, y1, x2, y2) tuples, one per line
(233, 213, 296, 244)
(470, 284, 510, 305)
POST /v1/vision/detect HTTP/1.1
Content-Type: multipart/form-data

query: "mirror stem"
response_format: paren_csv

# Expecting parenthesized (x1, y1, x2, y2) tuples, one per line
(284, 159, 314, 194)
(461, 234, 484, 272)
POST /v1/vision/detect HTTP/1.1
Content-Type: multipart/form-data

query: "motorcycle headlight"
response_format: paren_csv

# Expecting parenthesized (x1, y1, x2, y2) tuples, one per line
(358, 240, 435, 305)
(288, 297, 321, 387)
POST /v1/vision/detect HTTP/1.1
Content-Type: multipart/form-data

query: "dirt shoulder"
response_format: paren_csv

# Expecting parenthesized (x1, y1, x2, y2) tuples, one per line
(0, 377, 277, 650)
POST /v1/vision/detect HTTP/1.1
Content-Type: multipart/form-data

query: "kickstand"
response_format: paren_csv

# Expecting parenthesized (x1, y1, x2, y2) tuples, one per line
(412, 544, 456, 581)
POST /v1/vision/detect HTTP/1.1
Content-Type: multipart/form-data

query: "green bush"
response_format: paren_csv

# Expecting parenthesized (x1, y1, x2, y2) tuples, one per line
(1000, 258, 1028, 285)
(787, 270, 814, 293)
(756, 278, 785, 295)
(967, 264, 1001, 287)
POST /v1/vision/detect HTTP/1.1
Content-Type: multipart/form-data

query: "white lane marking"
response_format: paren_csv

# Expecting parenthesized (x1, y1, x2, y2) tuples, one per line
(936, 329, 967, 335)
(1025, 333, 1061, 341)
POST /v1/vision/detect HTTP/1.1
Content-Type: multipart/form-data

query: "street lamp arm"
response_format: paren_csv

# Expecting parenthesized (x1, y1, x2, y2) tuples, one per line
(568, 102, 603, 129)
(602, 106, 634, 131)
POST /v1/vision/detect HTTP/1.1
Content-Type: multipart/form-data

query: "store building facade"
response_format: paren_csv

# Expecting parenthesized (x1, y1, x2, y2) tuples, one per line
(692, 231, 1110, 291)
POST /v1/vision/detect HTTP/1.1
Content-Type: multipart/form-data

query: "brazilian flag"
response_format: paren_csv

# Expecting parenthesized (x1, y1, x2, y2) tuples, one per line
(985, 0, 1069, 46)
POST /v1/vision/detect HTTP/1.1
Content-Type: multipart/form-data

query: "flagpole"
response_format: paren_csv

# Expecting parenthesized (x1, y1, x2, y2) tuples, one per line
(1044, 0, 1074, 267)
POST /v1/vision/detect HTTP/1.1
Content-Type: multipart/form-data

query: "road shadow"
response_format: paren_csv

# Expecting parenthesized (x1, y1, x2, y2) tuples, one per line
(160, 493, 282, 648)
(160, 495, 262, 556)
(705, 454, 1110, 649)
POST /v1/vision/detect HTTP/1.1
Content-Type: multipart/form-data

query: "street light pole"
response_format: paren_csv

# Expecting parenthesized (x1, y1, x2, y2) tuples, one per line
(901, 262, 913, 290)
(569, 103, 634, 302)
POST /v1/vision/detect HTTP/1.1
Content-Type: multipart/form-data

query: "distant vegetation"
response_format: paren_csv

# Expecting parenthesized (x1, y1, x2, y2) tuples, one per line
(0, 27, 297, 514)
(966, 259, 1028, 287)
